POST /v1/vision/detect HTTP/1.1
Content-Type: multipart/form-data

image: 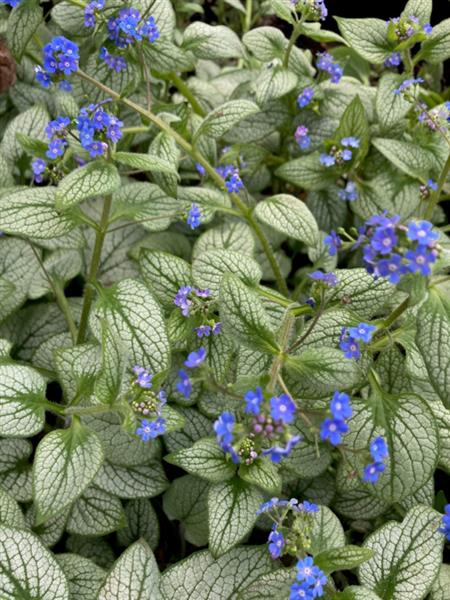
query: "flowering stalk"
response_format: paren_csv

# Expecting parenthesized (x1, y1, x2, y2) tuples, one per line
(424, 152, 450, 220)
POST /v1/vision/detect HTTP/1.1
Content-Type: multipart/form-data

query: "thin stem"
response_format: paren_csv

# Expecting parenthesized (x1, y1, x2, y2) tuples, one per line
(267, 312, 295, 394)
(244, 0, 252, 32)
(381, 296, 410, 329)
(424, 151, 450, 220)
(403, 48, 414, 76)
(28, 242, 78, 343)
(76, 195, 112, 344)
(283, 15, 306, 68)
(288, 291, 326, 353)
(76, 69, 289, 296)
(167, 72, 205, 117)
(139, 47, 152, 112)
(65, 403, 120, 416)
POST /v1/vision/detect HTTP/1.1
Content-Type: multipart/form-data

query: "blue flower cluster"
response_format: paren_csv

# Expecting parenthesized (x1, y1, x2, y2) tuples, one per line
(173, 286, 221, 344)
(291, 557, 327, 599)
(84, 0, 104, 27)
(76, 104, 123, 157)
(99, 47, 128, 73)
(387, 15, 432, 42)
(439, 504, 450, 541)
(0, 0, 20, 6)
(291, 0, 327, 21)
(308, 270, 338, 287)
(320, 391, 352, 446)
(175, 347, 207, 399)
(36, 36, 79, 91)
(257, 497, 318, 516)
(316, 52, 343, 84)
(297, 87, 315, 108)
(339, 322, 376, 359)
(132, 366, 167, 441)
(295, 125, 311, 150)
(320, 137, 359, 167)
(394, 76, 424, 95)
(174, 286, 211, 317)
(214, 388, 301, 465)
(417, 102, 450, 133)
(363, 436, 388, 483)
(215, 164, 244, 193)
(187, 203, 202, 229)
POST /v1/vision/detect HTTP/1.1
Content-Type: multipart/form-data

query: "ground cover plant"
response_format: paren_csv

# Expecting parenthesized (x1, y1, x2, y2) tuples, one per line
(0, 0, 449, 597)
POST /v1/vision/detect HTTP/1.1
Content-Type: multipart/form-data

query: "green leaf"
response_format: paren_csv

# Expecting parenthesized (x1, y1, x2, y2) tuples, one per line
(183, 22, 244, 58)
(401, 0, 432, 23)
(220, 275, 279, 354)
(310, 506, 346, 554)
(335, 18, 392, 63)
(1, 104, 49, 165)
(338, 587, 383, 600)
(334, 96, 370, 158)
(94, 278, 170, 375)
(7, 0, 42, 60)
(420, 18, 450, 63)
(33, 422, 104, 523)
(0, 187, 77, 239)
(94, 460, 169, 498)
(95, 322, 126, 405)
(253, 193, 319, 246)
(160, 546, 274, 598)
(57, 554, 106, 600)
(208, 479, 262, 557)
(275, 153, 337, 191)
(243, 26, 288, 61)
(301, 22, 348, 45)
(375, 73, 412, 130)
(270, 0, 295, 24)
(140, 249, 192, 308)
(196, 100, 260, 140)
(28, 249, 82, 300)
(114, 151, 179, 175)
(314, 545, 374, 574)
(253, 68, 298, 106)
(56, 162, 121, 209)
(54, 343, 101, 403)
(67, 485, 125, 536)
(0, 363, 46, 437)
(98, 540, 160, 600)
(0, 487, 26, 529)
(330, 268, 392, 318)
(163, 475, 209, 546)
(0, 438, 33, 502)
(0, 525, 70, 599)
(359, 505, 444, 599)
(238, 459, 282, 495)
(149, 133, 180, 197)
(372, 138, 435, 181)
(430, 564, 450, 600)
(165, 438, 236, 483)
(117, 498, 160, 551)
(192, 249, 262, 296)
(237, 567, 297, 600)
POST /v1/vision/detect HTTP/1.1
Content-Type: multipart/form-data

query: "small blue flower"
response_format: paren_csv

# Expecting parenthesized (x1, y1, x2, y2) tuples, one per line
(324, 230, 342, 256)
(184, 347, 206, 368)
(46, 138, 67, 159)
(320, 153, 336, 167)
(348, 323, 376, 344)
(176, 369, 192, 398)
(212, 322, 222, 335)
(394, 77, 424, 95)
(99, 47, 127, 72)
(244, 387, 263, 415)
(341, 148, 353, 161)
(363, 461, 385, 483)
(195, 325, 212, 338)
(371, 226, 398, 255)
(225, 172, 243, 193)
(214, 411, 235, 446)
(31, 158, 47, 183)
(196, 163, 206, 176)
(423, 23, 433, 34)
(262, 435, 302, 463)
(133, 365, 152, 389)
(316, 52, 343, 83)
(270, 394, 296, 424)
(405, 245, 436, 276)
(384, 52, 402, 68)
(378, 254, 406, 284)
(338, 180, 358, 202)
(296, 557, 321, 586)
(268, 528, 285, 559)
(45, 116, 70, 139)
(295, 125, 311, 150)
(257, 497, 280, 515)
(297, 87, 314, 108)
(136, 417, 166, 441)
(341, 137, 360, 148)
(330, 391, 352, 420)
(320, 418, 348, 445)
(339, 329, 361, 359)
(370, 436, 388, 462)
(187, 203, 202, 229)
(174, 286, 193, 317)
(298, 501, 319, 513)
(427, 179, 438, 191)
(438, 505, 450, 541)
(406, 220, 439, 245)
(289, 582, 314, 600)
(308, 271, 339, 287)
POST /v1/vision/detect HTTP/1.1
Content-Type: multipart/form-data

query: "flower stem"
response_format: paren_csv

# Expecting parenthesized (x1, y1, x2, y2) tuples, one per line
(167, 72, 206, 117)
(381, 296, 410, 329)
(283, 15, 306, 68)
(424, 151, 450, 220)
(76, 195, 112, 344)
(75, 69, 289, 296)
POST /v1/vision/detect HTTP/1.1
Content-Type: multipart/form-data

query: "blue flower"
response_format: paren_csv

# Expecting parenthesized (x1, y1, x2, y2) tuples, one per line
(341, 137, 360, 148)
(174, 286, 193, 317)
(405, 246, 436, 276)
(262, 435, 302, 463)
(244, 387, 263, 415)
(341, 149, 353, 161)
(99, 47, 127, 72)
(0, 0, 21, 6)
(84, 0, 104, 27)
(289, 582, 314, 600)
(31, 158, 47, 183)
(39, 36, 79, 88)
(370, 436, 388, 462)
(320, 153, 336, 167)
(308, 271, 339, 287)
(297, 500, 319, 513)
(295, 125, 311, 150)
(140, 15, 160, 43)
(348, 323, 376, 344)
(45, 116, 70, 139)
(339, 330, 361, 360)
(423, 23, 433, 34)
(377, 254, 407, 284)
(316, 52, 343, 83)
(196, 163, 206, 176)
(406, 220, 439, 245)
(225, 172, 243, 193)
(270, 394, 296, 424)
(133, 365, 152, 389)
(320, 418, 348, 445)
(212, 322, 222, 335)
(330, 391, 352, 420)
(427, 179, 438, 191)
(324, 230, 342, 256)
(363, 461, 385, 483)
(371, 226, 398, 255)
(184, 347, 206, 368)
(384, 52, 402, 68)
(438, 505, 450, 541)
(257, 497, 281, 515)
(136, 417, 166, 441)
(176, 369, 192, 398)
(394, 77, 424, 95)
(338, 180, 358, 202)
(195, 325, 212, 338)
(268, 528, 285, 559)
(46, 138, 67, 159)
(187, 203, 202, 229)
(297, 87, 314, 108)
(214, 412, 235, 446)
(35, 66, 52, 88)
(296, 557, 320, 586)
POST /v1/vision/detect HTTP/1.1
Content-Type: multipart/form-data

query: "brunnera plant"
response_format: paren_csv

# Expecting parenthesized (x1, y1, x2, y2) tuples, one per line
(0, 0, 449, 597)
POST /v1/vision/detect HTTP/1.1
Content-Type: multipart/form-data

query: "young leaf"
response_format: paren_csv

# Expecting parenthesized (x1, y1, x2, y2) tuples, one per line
(163, 475, 209, 547)
(314, 545, 374, 574)
(359, 505, 444, 599)
(98, 540, 161, 600)
(195, 100, 260, 140)
(208, 479, 262, 557)
(165, 438, 236, 483)
(56, 162, 121, 209)
(238, 458, 282, 495)
(33, 421, 104, 523)
(335, 18, 392, 63)
(140, 249, 192, 308)
(192, 249, 262, 296)
(114, 151, 179, 175)
(334, 96, 370, 158)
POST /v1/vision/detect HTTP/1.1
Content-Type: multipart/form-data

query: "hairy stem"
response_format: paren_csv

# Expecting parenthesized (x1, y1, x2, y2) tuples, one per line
(424, 150, 450, 220)
(76, 195, 112, 344)
(76, 69, 289, 296)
